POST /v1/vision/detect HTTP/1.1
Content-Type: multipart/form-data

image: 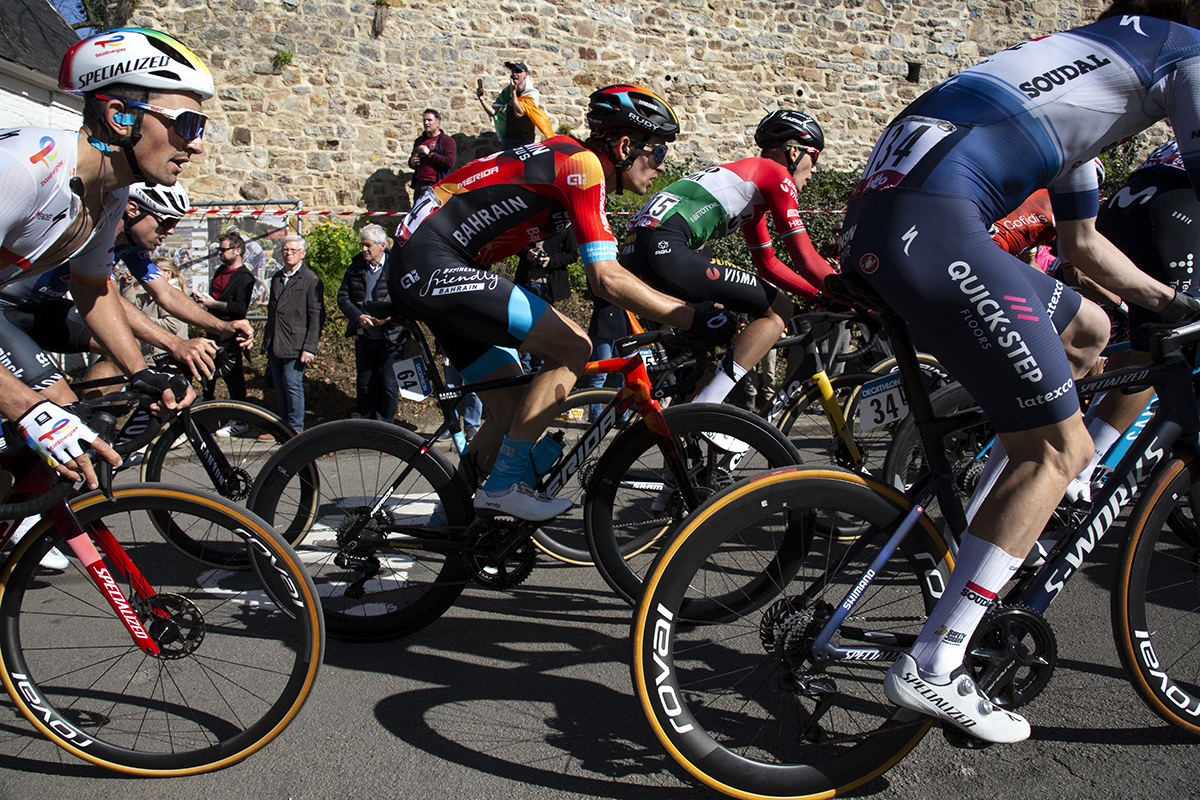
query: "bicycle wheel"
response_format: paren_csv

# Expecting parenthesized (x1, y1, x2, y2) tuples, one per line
(531, 387, 625, 566)
(586, 402, 801, 604)
(1112, 453, 1200, 736)
(0, 484, 323, 775)
(881, 382, 995, 527)
(633, 467, 951, 799)
(248, 419, 474, 642)
(140, 400, 316, 568)
(774, 371, 886, 474)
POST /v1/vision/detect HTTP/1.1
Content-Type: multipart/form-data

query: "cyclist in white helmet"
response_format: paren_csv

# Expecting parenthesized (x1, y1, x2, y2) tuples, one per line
(0, 27, 211, 488)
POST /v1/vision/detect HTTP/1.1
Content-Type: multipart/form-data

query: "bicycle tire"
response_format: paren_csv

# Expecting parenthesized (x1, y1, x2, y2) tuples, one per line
(248, 419, 474, 642)
(586, 402, 801, 605)
(531, 387, 624, 566)
(1112, 452, 1200, 737)
(140, 400, 316, 568)
(632, 466, 952, 799)
(0, 484, 324, 775)
(774, 371, 888, 474)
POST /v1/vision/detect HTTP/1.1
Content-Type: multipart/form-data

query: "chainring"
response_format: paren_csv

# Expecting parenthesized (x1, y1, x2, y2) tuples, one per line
(463, 520, 536, 590)
(963, 605, 1056, 709)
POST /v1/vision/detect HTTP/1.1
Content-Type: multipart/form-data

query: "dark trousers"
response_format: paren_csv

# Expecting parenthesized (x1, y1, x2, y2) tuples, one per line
(202, 340, 246, 401)
(355, 335, 399, 422)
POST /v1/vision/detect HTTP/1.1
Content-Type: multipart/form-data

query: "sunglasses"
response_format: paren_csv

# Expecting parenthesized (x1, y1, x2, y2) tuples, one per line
(100, 96, 208, 141)
(798, 145, 820, 166)
(636, 141, 669, 167)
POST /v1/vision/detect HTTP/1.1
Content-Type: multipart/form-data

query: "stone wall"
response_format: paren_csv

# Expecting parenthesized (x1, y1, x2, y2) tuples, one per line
(131, 0, 1107, 211)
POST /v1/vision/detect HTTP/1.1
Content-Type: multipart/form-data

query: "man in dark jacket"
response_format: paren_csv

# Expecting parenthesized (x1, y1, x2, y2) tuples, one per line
(408, 109, 456, 199)
(194, 231, 256, 406)
(337, 224, 403, 422)
(263, 234, 324, 432)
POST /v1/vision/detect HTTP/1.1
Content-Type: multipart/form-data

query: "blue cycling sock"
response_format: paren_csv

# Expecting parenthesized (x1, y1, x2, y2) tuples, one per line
(481, 436, 535, 494)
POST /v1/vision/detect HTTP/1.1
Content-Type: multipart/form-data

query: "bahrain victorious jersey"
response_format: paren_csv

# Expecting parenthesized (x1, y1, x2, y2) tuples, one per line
(851, 14, 1200, 225)
(0, 127, 126, 289)
(627, 157, 833, 298)
(395, 136, 616, 266)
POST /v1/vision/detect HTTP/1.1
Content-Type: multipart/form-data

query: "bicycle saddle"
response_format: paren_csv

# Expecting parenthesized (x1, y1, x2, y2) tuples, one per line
(824, 273, 887, 312)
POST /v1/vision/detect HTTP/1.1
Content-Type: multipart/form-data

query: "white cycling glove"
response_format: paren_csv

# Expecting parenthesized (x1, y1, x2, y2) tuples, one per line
(16, 401, 100, 469)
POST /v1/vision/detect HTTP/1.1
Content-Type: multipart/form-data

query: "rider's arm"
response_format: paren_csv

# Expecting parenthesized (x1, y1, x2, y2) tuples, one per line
(1055, 217, 1174, 312)
(755, 174, 835, 298)
(742, 215, 825, 300)
(587, 259, 695, 328)
(114, 294, 218, 380)
(142, 274, 251, 342)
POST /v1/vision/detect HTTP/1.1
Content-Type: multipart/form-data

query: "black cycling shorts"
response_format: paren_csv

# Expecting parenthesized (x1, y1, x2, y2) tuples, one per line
(0, 301, 92, 391)
(841, 189, 1084, 433)
(388, 233, 549, 383)
(622, 215, 779, 316)
(1097, 168, 1200, 351)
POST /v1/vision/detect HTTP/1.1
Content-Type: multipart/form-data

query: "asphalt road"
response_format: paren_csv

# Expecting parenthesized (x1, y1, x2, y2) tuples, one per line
(0, 528, 1196, 800)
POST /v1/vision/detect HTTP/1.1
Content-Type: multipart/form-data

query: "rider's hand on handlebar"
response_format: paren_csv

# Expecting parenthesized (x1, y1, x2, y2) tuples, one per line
(130, 368, 196, 416)
(223, 318, 255, 349)
(688, 301, 739, 346)
(170, 337, 218, 381)
(16, 400, 121, 490)
(1159, 289, 1200, 323)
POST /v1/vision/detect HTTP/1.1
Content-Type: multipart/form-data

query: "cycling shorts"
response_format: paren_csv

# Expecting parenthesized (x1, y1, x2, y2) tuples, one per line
(388, 235, 549, 383)
(1096, 170, 1200, 351)
(623, 215, 779, 316)
(0, 300, 92, 391)
(841, 189, 1083, 433)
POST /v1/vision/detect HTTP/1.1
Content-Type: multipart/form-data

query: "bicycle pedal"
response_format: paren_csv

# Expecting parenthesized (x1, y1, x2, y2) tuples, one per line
(941, 724, 993, 750)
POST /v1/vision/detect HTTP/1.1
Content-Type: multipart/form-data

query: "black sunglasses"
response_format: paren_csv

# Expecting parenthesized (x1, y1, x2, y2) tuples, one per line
(635, 141, 669, 167)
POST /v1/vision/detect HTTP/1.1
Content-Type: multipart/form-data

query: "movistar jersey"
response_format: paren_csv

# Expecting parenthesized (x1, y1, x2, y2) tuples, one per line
(627, 157, 833, 298)
(0, 127, 126, 289)
(852, 15, 1200, 224)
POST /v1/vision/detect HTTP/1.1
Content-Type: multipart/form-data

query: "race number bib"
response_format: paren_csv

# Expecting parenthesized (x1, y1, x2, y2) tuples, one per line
(851, 116, 957, 199)
(858, 373, 909, 431)
(629, 193, 683, 231)
(394, 355, 433, 401)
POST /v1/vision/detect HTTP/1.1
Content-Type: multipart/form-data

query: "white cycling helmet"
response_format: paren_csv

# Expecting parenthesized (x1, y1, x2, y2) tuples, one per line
(129, 182, 190, 219)
(58, 28, 214, 100)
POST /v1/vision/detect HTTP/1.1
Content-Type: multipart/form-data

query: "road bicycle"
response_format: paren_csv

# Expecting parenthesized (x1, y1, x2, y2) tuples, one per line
(77, 345, 318, 568)
(248, 323, 800, 641)
(630, 274, 1200, 799)
(0, 388, 324, 775)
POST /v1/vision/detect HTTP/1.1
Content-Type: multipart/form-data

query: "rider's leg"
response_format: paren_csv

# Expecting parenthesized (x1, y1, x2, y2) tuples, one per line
(694, 292, 792, 404)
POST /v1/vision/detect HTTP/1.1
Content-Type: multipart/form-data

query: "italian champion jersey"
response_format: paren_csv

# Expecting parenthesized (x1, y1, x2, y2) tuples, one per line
(852, 15, 1200, 224)
(627, 157, 833, 298)
(395, 136, 617, 266)
(0, 127, 126, 289)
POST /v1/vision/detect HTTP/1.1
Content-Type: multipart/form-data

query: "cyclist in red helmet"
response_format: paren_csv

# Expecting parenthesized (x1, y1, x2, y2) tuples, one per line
(622, 109, 836, 407)
(390, 84, 736, 521)
(0, 28, 209, 487)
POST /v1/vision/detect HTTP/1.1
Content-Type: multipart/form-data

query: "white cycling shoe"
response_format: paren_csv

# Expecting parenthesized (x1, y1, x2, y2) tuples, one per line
(699, 431, 750, 454)
(5, 517, 69, 571)
(474, 482, 573, 522)
(884, 654, 1030, 744)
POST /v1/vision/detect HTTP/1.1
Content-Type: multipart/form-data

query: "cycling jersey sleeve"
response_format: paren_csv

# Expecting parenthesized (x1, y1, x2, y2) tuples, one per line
(115, 242, 162, 285)
(1048, 161, 1101, 222)
(991, 189, 1056, 255)
(0, 157, 40, 277)
(742, 214, 824, 300)
(555, 150, 616, 265)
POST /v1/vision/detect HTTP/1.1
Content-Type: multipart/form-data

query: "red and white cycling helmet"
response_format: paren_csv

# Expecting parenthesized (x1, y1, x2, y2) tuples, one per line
(59, 28, 214, 100)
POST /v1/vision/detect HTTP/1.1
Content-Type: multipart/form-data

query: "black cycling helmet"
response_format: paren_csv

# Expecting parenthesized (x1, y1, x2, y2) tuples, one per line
(754, 109, 824, 152)
(586, 84, 680, 143)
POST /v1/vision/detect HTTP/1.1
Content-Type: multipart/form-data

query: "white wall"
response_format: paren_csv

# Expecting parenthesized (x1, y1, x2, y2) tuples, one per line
(0, 62, 82, 130)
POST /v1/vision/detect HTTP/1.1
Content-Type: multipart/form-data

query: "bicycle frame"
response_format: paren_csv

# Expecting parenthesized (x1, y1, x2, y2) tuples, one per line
(0, 447, 165, 655)
(809, 315, 1200, 665)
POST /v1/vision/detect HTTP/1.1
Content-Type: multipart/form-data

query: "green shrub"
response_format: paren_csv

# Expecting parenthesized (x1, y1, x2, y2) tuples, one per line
(303, 221, 358, 302)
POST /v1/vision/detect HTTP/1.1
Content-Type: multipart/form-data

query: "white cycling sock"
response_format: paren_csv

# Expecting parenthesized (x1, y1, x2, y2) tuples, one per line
(909, 532, 1022, 678)
(694, 358, 748, 405)
(965, 440, 1007, 524)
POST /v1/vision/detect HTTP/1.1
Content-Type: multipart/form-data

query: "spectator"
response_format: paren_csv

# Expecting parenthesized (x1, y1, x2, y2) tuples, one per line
(337, 224, 403, 422)
(515, 226, 577, 372)
(119, 257, 188, 359)
(194, 231, 255, 413)
(408, 109, 457, 199)
(262, 234, 324, 433)
(475, 60, 553, 149)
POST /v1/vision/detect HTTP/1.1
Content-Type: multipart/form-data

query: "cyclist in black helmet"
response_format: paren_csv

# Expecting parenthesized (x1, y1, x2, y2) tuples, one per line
(390, 84, 737, 521)
(621, 109, 835, 409)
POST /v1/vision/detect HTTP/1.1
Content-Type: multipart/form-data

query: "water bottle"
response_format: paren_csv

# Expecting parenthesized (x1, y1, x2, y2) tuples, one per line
(530, 430, 566, 478)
